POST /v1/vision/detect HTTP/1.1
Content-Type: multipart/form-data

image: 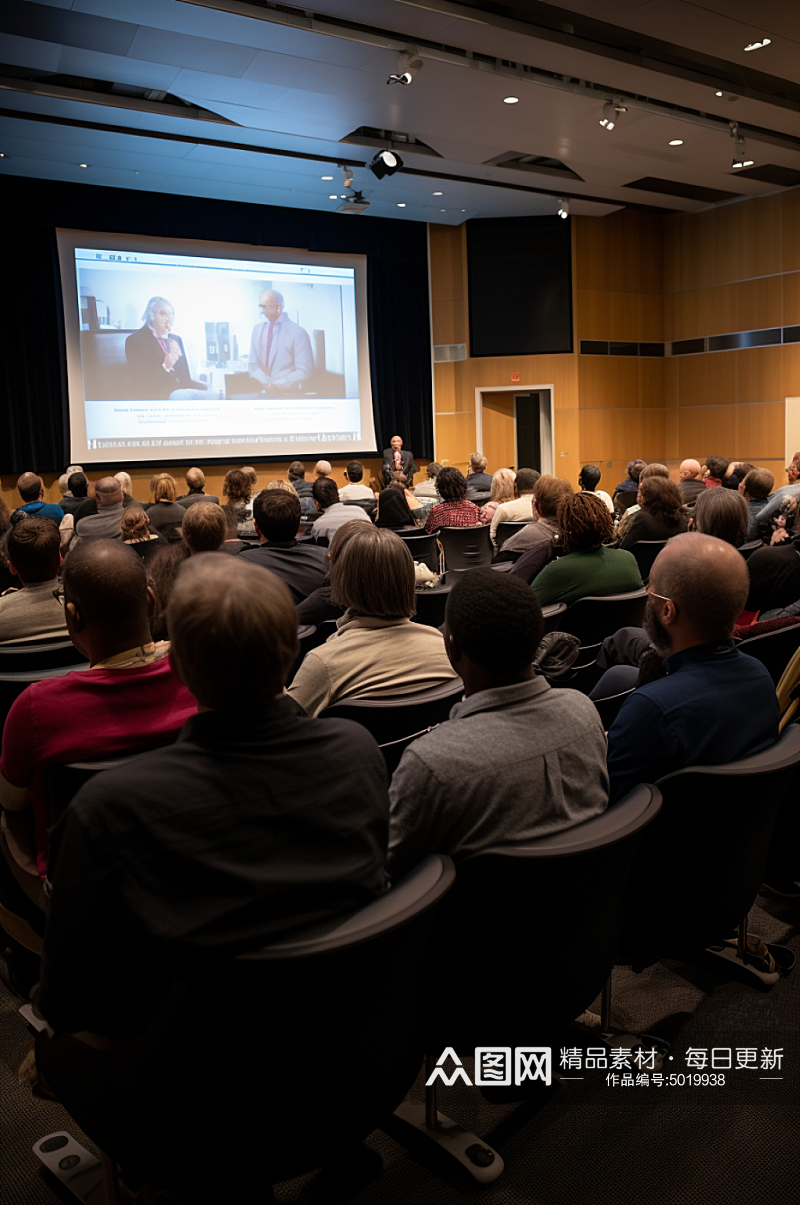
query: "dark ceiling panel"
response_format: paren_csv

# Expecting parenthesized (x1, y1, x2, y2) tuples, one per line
(728, 163, 800, 186)
(622, 177, 742, 203)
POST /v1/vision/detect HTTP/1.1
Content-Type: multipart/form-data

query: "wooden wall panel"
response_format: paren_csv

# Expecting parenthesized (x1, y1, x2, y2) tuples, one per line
(782, 188, 800, 273)
(576, 290, 663, 341)
(735, 347, 784, 404)
(664, 407, 679, 461)
(553, 409, 581, 484)
(577, 357, 641, 409)
(434, 413, 474, 470)
(782, 273, 800, 326)
(675, 352, 736, 407)
(734, 402, 785, 460)
(670, 277, 783, 342)
(676, 406, 738, 457)
(574, 212, 663, 294)
(481, 393, 516, 471)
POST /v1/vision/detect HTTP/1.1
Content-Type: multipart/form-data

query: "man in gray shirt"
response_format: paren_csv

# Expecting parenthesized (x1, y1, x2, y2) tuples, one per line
(309, 477, 371, 542)
(387, 569, 608, 881)
(74, 477, 125, 540)
(0, 517, 68, 644)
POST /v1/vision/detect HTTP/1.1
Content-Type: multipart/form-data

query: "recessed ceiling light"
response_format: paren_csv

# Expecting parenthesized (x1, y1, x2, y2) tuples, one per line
(669, 139, 684, 146)
(340, 194, 347, 199)
(503, 96, 519, 104)
(744, 38, 771, 51)
(329, 194, 338, 199)
(461, 209, 466, 212)
(440, 209, 446, 212)
(397, 203, 406, 207)
(433, 191, 442, 195)
(715, 90, 724, 97)
(321, 175, 333, 180)
(79, 163, 89, 168)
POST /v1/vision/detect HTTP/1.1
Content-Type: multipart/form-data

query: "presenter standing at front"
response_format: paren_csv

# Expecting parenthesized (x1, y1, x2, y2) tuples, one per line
(382, 435, 417, 485)
(247, 290, 314, 394)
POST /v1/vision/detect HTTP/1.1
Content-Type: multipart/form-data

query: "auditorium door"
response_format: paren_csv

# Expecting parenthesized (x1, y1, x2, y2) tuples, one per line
(477, 388, 553, 475)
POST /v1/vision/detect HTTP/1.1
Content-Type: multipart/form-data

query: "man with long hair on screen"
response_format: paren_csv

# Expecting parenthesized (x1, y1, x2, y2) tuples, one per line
(125, 297, 208, 401)
(247, 289, 314, 395)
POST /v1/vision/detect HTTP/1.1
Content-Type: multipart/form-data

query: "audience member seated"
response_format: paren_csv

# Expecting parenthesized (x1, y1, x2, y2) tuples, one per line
(145, 474, 187, 542)
(287, 460, 318, 520)
(147, 542, 191, 641)
(615, 462, 670, 538)
(222, 468, 255, 538)
(241, 489, 328, 603)
(532, 492, 642, 606)
(722, 461, 755, 491)
(0, 540, 196, 914)
(743, 502, 800, 618)
(374, 487, 417, 530)
(740, 467, 774, 541)
(703, 454, 729, 488)
(220, 503, 247, 556)
(288, 525, 458, 716)
(488, 467, 539, 544)
(72, 475, 140, 525)
(56, 472, 86, 517)
(678, 458, 705, 504)
(74, 476, 125, 541)
(339, 461, 374, 502)
(120, 506, 162, 564)
(0, 517, 67, 644)
(691, 487, 749, 548)
(578, 463, 614, 513)
(606, 534, 778, 803)
(176, 467, 219, 508)
(423, 467, 484, 534)
(309, 477, 371, 542)
(387, 569, 608, 881)
(479, 467, 516, 524)
(755, 453, 800, 529)
(465, 453, 493, 499)
(36, 554, 390, 1040)
(113, 472, 146, 507)
(389, 472, 422, 510)
(294, 522, 361, 629)
(413, 462, 443, 500)
(314, 460, 332, 481)
(619, 476, 689, 549)
(501, 474, 573, 554)
(15, 473, 63, 524)
(181, 502, 227, 555)
(613, 459, 646, 512)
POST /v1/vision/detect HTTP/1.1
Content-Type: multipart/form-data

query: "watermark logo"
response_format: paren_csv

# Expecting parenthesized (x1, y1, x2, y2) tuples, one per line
(426, 1047, 552, 1088)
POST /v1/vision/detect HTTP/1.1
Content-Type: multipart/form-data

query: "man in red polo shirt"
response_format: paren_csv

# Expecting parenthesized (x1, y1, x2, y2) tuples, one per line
(0, 540, 196, 918)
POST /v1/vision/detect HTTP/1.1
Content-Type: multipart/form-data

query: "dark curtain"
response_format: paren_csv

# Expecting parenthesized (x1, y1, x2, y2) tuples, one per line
(0, 177, 433, 473)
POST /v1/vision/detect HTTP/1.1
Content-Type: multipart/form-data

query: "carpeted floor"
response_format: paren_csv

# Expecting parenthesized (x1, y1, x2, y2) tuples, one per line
(2, 891, 797, 1205)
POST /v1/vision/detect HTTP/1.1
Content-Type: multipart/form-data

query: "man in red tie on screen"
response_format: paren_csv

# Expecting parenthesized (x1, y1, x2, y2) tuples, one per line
(247, 289, 314, 394)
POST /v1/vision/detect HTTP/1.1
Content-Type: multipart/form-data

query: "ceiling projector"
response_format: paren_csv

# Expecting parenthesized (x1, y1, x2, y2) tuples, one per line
(337, 191, 370, 214)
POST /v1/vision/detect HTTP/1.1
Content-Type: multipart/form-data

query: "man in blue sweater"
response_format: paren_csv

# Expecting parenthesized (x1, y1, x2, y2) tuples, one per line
(607, 533, 779, 803)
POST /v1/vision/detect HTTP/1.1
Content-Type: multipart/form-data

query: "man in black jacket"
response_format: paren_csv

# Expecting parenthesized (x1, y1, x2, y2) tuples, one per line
(382, 435, 417, 485)
(125, 296, 207, 400)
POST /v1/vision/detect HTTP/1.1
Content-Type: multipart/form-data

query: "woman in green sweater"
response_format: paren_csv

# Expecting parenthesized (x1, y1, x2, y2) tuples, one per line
(532, 491, 642, 606)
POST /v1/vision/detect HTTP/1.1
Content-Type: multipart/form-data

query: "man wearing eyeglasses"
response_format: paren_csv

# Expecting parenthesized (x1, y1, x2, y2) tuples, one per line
(606, 533, 778, 805)
(247, 289, 314, 395)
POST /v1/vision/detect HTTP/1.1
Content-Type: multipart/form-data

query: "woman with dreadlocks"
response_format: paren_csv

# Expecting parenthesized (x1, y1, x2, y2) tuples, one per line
(531, 491, 642, 606)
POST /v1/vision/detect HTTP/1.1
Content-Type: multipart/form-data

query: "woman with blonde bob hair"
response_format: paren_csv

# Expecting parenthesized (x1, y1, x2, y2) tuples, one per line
(146, 474, 186, 541)
(288, 524, 458, 716)
(480, 467, 516, 523)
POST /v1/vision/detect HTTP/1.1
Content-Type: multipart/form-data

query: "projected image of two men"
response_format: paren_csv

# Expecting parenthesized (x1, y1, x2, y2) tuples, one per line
(73, 247, 360, 454)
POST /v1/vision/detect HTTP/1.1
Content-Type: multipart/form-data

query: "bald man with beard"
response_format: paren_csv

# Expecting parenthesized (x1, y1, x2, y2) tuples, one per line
(678, 459, 705, 505)
(606, 533, 779, 804)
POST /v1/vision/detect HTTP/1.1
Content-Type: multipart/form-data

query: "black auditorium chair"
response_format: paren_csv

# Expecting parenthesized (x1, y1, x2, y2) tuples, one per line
(390, 786, 661, 1183)
(628, 539, 666, 583)
(612, 725, 800, 1001)
(319, 679, 464, 773)
(738, 538, 763, 560)
(494, 520, 531, 550)
(35, 856, 455, 1203)
(551, 590, 648, 694)
(739, 623, 800, 686)
(592, 687, 635, 731)
(0, 638, 85, 673)
(436, 525, 492, 572)
(343, 497, 377, 517)
(413, 579, 452, 629)
(47, 753, 149, 828)
(613, 491, 639, 518)
(394, 530, 440, 574)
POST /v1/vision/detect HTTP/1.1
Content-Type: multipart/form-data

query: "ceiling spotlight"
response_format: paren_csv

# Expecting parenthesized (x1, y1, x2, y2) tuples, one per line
(503, 96, 519, 104)
(669, 139, 684, 146)
(368, 149, 403, 179)
(79, 163, 89, 168)
(599, 100, 626, 130)
(329, 194, 338, 200)
(557, 198, 569, 219)
(342, 165, 354, 189)
(730, 123, 754, 169)
(321, 175, 333, 180)
(744, 38, 771, 51)
(715, 90, 724, 97)
(387, 50, 423, 85)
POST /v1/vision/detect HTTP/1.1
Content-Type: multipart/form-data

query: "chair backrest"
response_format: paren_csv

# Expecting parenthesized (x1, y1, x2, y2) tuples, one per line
(425, 786, 661, 1051)
(319, 678, 464, 749)
(593, 687, 635, 731)
(620, 725, 800, 961)
(343, 497, 377, 515)
(738, 539, 762, 560)
(394, 530, 439, 573)
(0, 638, 85, 672)
(47, 747, 172, 827)
(739, 623, 800, 686)
(613, 490, 639, 517)
(555, 589, 648, 646)
(628, 539, 667, 583)
(36, 856, 456, 1196)
(436, 524, 493, 571)
(412, 581, 452, 628)
(495, 520, 531, 549)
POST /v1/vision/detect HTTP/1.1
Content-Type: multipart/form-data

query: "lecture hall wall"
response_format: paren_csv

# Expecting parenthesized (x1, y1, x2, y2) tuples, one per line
(429, 185, 800, 492)
(3, 186, 799, 510)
